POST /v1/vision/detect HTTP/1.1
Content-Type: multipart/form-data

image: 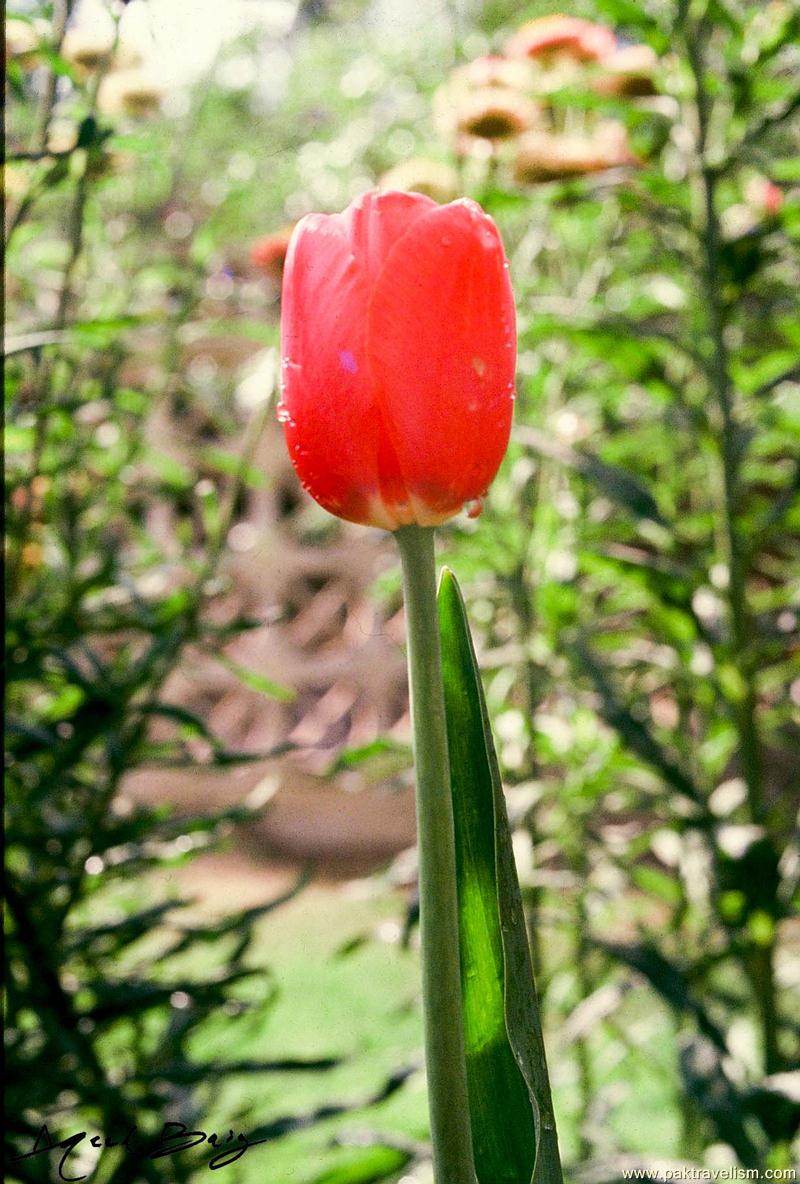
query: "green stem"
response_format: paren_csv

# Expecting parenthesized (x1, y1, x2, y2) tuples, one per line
(685, 17, 763, 826)
(574, 882, 595, 1162)
(395, 525, 476, 1184)
(684, 21, 779, 1076)
(33, 0, 73, 154)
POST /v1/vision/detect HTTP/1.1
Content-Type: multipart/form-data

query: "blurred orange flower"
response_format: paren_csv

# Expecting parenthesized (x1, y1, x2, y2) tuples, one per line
(433, 65, 540, 153)
(454, 87, 540, 141)
(505, 14, 616, 63)
(513, 121, 638, 183)
(745, 176, 784, 218)
(455, 55, 536, 91)
(378, 159, 459, 204)
(61, 24, 115, 72)
(250, 227, 296, 281)
(98, 68, 163, 118)
(6, 17, 49, 66)
(593, 44, 659, 97)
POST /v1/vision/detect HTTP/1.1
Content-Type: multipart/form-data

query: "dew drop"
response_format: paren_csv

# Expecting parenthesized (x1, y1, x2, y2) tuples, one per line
(464, 497, 484, 519)
(440, 235, 453, 247)
(276, 405, 292, 424)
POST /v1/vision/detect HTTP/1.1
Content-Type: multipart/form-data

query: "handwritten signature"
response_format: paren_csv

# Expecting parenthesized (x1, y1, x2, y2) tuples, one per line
(10, 1122, 270, 1179)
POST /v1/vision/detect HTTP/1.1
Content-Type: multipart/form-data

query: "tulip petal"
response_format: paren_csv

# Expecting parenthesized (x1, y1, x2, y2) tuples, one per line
(341, 189, 438, 288)
(366, 199, 516, 524)
(280, 213, 402, 527)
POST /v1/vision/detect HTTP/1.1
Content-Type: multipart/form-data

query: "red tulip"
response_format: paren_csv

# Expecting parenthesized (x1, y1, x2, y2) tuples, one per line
(278, 189, 516, 530)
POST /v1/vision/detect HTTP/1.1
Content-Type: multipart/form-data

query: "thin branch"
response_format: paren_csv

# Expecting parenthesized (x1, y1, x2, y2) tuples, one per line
(753, 363, 800, 400)
(33, 0, 74, 154)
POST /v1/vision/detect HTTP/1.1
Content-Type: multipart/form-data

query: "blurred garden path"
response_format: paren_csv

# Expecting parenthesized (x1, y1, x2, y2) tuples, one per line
(124, 378, 418, 877)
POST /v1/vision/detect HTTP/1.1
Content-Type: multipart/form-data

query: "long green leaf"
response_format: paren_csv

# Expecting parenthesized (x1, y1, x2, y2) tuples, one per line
(437, 568, 563, 1184)
(301, 1147, 411, 1184)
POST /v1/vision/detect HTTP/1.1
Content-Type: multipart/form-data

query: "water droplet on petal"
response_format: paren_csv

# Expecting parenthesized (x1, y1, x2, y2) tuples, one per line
(440, 235, 453, 247)
(339, 349, 358, 375)
(464, 497, 484, 519)
(471, 356, 487, 377)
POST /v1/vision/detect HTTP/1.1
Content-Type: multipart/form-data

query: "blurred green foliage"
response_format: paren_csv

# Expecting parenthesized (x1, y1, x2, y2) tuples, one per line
(5, 0, 800, 1180)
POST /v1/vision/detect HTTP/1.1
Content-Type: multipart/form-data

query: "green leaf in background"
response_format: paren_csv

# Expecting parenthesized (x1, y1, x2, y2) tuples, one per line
(325, 736, 411, 778)
(199, 445, 267, 488)
(771, 156, 800, 182)
(301, 1146, 411, 1184)
(437, 568, 563, 1184)
(515, 425, 666, 525)
(207, 651, 296, 701)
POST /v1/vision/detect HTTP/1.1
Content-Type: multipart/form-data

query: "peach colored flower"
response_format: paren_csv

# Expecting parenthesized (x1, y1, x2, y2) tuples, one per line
(6, 18, 49, 65)
(505, 14, 616, 63)
(434, 75, 540, 153)
(593, 44, 658, 97)
(745, 176, 783, 218)
(98, 68, 163, 118)
(378, 159, 460, 204)
(455, 55, 536, 91)
(61, 24, 115, 72)
(455, 87, 540, 140)
(514, 121, 638, 183)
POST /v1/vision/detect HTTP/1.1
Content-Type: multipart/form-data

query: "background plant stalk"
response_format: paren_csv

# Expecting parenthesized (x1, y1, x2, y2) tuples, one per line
(396, 524, 477, 1184)
(684, 15, 779, 1078)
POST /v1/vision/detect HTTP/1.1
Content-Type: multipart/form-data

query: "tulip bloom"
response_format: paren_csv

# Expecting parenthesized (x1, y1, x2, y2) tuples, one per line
(278, 189, 516, 530)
